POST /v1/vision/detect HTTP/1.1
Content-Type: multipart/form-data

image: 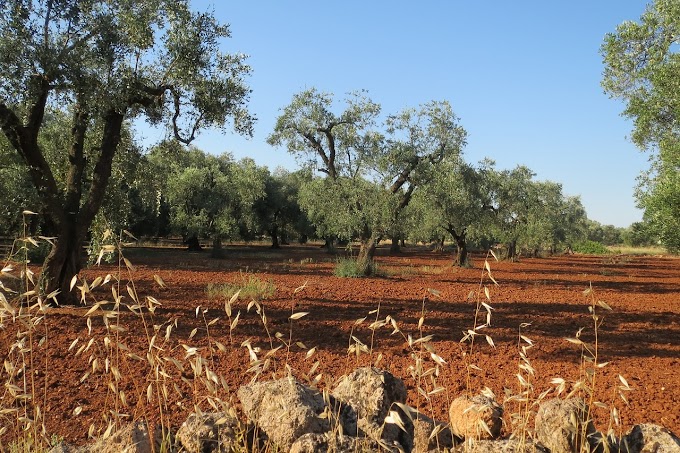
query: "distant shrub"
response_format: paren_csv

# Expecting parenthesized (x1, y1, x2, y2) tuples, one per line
(572, 240, 611, 255)
(334, 258, 382, 278)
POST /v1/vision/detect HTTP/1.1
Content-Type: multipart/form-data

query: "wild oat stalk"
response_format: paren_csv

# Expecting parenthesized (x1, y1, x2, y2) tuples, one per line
(0, 211, 60, 452)
(460, 250, 498, 397)
(504, 323, 551, 450)
(551, 284, 632, 453)
(243, 281, 307, 384)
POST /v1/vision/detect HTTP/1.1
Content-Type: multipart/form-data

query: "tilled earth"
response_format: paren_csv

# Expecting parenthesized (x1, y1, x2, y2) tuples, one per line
(1, 244, 678, 446)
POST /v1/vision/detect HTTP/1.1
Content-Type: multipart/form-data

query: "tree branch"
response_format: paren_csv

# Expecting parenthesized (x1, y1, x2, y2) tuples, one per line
(63, 99, 89, 215)
(171, 88, 202, 145)
(0, 97, 65, 229)
(318, 123, 338, 179)
(27, 74, 50, 135)
(78, 108, 126, 234)
(44, 0, 53, 51)
(302, 130, 336, 179)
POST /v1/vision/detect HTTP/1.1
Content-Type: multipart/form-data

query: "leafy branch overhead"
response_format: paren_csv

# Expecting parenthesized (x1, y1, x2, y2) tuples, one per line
(601, 0, 680, 251)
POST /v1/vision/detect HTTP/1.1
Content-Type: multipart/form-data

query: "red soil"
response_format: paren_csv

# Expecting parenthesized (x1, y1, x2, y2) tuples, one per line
(1, 244, 679, 445)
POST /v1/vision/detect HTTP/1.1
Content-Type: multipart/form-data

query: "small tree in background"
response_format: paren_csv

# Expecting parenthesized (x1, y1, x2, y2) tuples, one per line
(253, 168, 312, 248)
(410, 159, 495, 266)
(488, 165, 538, 261)
(165, 151, 266, 257)
(268, 88, 385, 274)
(379, 100, 468, 252)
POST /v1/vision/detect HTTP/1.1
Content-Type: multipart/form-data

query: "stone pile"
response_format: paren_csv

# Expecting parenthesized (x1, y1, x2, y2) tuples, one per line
(50, 367, 680, 453)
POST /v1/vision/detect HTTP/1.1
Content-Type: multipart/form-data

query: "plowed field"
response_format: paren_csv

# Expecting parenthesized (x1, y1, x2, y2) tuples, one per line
(1, 244, 678, 445)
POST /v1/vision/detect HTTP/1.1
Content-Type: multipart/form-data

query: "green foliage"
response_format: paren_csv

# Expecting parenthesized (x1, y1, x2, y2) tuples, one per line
(25, 241, 51, 264)
(637, 140, 680, 252)
(622, 221, 658, 247)
(206, 273, 276, 301)
(572, 240, 611, 255)
(269, 89, 467, 272)
(408, 159, 494, 252)
(252, 167, 314, 246)
(159, 146, 266, 246)
(0, 137, 38, 236)
(299, 176, 395, 243)
(601, 0, 680, 252)
(0, 0, 254, 300)
(586, 220, 624, 246)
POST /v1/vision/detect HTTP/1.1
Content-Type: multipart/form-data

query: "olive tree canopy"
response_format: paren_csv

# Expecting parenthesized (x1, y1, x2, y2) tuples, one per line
(601, 0, 680, 250)
(0, 0, 254, 302)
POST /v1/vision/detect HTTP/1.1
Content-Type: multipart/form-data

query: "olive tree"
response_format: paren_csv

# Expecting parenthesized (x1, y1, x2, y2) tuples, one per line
(410, 159, 495, 266)
(379, 101, 468, 251)
(267, 88, 385, 273)
(519, 182, 588, 256)
(0, 0, 253, 302)
(165, 150, 265, 256)
(487, 165, 539, 260)
(601, 0, 680, 251)
(252, 168, 312, 248)
(268, 89, 466, 274)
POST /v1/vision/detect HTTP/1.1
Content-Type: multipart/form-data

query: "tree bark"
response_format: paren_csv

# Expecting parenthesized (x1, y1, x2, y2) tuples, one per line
(357, 226, 380, 276)
(41, 219, 85, 304)
(322, 237, 335, 253)
(186, 235, 203, 252)
(211, 237, 224, 258)
(446, 226, 469, 267)
(39, 108, 125, 303)
(432, 236, 446, 253)
(357, 238, 379, 276)
(507, 239, 518, 262)
(389, 235, 401, 254)
(1, 87, 126, 304)
(269, 224, 280, 249)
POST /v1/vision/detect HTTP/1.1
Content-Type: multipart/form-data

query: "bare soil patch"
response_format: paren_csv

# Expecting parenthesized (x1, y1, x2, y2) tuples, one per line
(2, 244, 679, 445)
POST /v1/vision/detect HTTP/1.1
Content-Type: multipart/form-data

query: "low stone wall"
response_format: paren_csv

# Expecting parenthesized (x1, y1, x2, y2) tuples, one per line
(50, 367, 680, 453)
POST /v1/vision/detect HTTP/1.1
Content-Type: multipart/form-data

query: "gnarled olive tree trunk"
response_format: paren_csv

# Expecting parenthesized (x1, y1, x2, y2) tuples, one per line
(357, 227, 381, 276)
(445, 226, 469, 267)
(1, 95, 124, 304)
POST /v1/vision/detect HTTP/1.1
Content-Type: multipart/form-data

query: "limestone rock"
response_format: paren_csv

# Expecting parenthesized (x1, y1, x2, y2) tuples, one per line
(87, 420, 158, 453)
(175, 411, 240, 453)
(534, 398, 596, 453)
(454, 438, 549, 452)
(620, 424, 680, 453)
(332, 367, 407, 445)
(238, 377, 352, 450)
(449, 394, 503, 440)
(289, 432, 381, 453)
(412, 413, 457, 453)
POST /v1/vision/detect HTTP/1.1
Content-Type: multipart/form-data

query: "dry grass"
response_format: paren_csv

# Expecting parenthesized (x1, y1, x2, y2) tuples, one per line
(206, 271, 276, 302)
(606, 245, 667, 256)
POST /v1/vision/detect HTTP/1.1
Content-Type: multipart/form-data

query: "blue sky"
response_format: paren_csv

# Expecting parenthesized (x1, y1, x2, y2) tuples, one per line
(143, 1, 652, 227)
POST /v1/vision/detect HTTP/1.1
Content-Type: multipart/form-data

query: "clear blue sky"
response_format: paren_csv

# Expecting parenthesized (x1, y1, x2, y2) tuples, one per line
(141, 1, 652, 228)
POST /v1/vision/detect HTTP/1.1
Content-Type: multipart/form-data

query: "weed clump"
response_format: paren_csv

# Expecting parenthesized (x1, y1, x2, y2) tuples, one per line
(206, 271, 276, 301)
(334, 258, 382, 278)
